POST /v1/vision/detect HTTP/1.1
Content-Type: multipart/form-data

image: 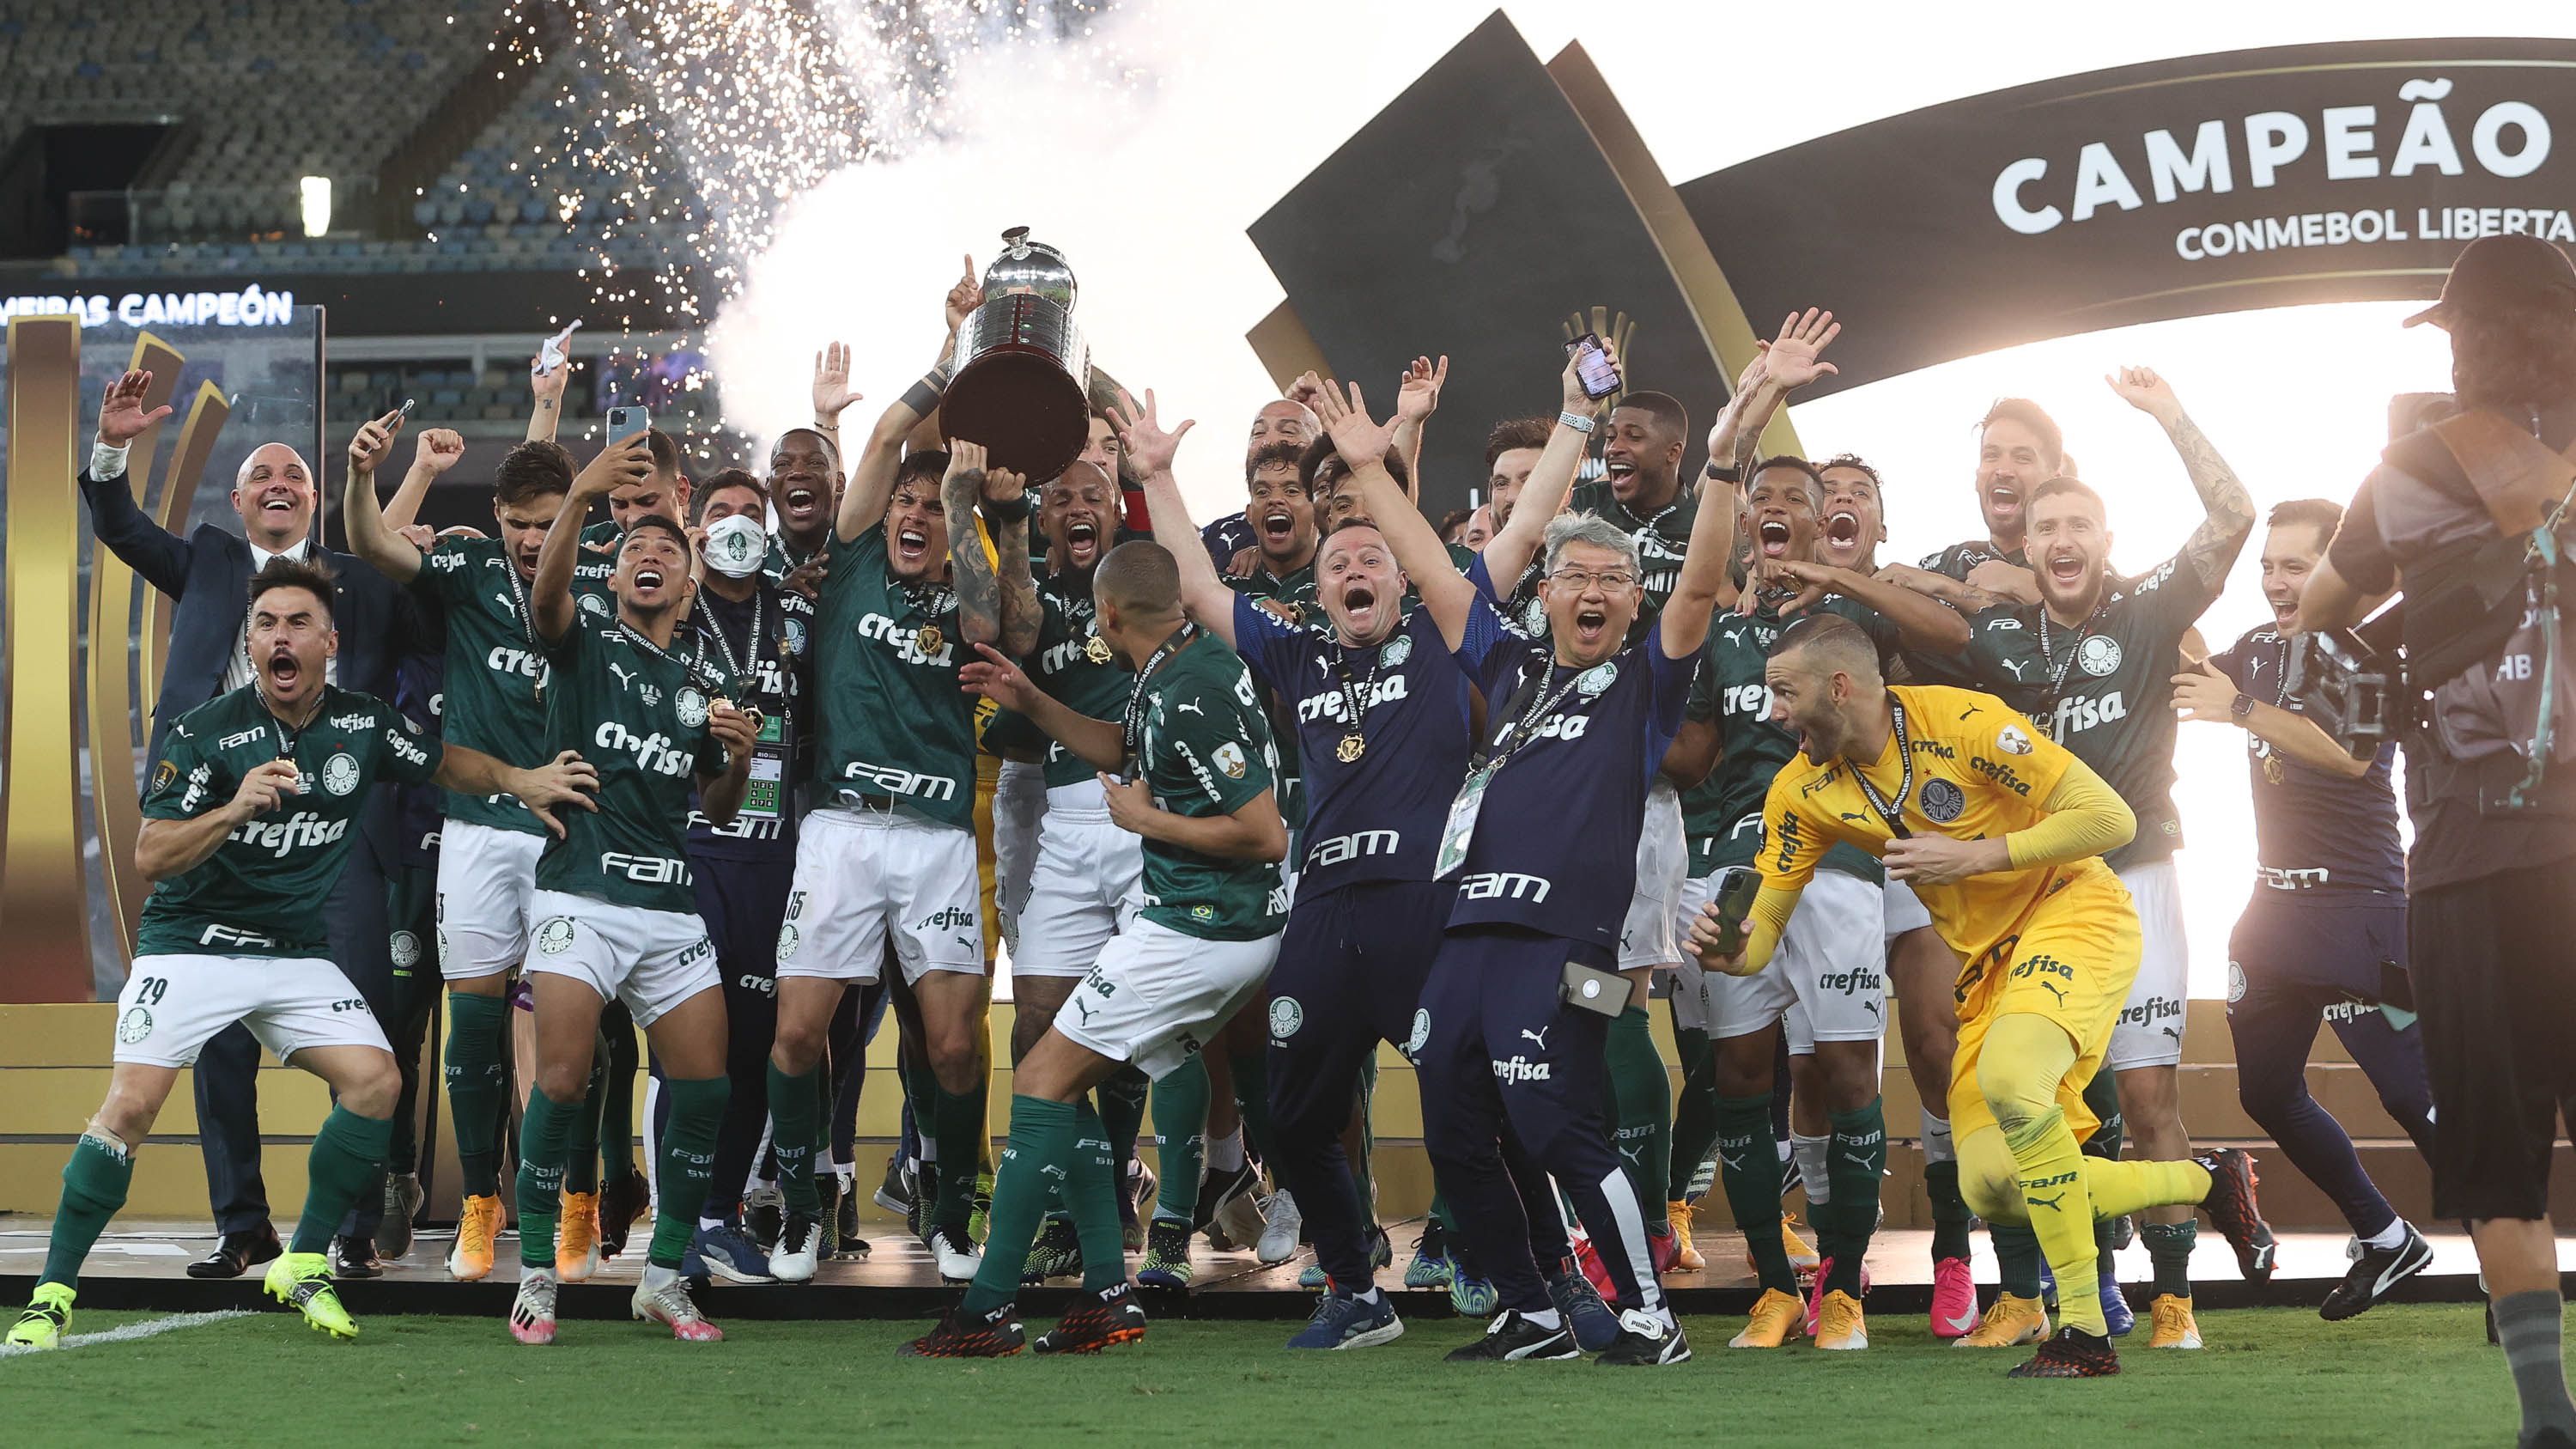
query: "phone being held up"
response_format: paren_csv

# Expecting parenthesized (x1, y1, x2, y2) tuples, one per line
(1564, 332, 1621, 400)
(605, 405, 650, 446)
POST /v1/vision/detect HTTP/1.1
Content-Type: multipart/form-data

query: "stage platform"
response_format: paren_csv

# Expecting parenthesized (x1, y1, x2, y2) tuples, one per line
(3, 1215, 2547, 1323)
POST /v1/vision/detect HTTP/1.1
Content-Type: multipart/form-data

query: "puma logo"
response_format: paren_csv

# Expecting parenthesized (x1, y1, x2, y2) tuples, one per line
(2001, 658, 2033, 680)
(2040, 980, 2068, 1007)
(2026, 1191, 2066, 1213)
(494, 592, 516, 613)
(610, 661, 640, 691)
(1176, 701, 1205, 715)
(1521, 1026, 1550, 1051)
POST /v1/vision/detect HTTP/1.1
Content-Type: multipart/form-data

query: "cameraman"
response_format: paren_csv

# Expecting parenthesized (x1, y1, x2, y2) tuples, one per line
(2302, 234, 2576, 1449)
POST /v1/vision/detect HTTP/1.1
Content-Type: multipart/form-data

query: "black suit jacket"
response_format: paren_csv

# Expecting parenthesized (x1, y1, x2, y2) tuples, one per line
(79, 466, 417, 769)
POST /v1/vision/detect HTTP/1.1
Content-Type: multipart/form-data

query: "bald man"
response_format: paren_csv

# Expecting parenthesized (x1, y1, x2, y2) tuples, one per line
(80, 372, 423, 1282)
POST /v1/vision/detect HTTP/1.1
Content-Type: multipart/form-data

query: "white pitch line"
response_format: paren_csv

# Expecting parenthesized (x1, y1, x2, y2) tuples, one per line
(0, 1310, 254, 1359)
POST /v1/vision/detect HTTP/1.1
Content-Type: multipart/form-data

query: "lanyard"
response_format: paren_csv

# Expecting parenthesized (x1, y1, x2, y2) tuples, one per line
(693, 589, 762, 684)
(2034, 603, 2105, 705)
(1845, 700, 1916, 839)
(618, 616, 707, 682)
(1120, 624, 1198, 772)
(1474, 649, 1599, 776)
(498, 547, 538, 647)
(1326, 631, 1392, 762)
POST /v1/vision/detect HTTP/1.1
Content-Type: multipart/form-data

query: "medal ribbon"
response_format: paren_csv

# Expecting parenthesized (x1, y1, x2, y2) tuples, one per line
(1846, 699, 1917, 840)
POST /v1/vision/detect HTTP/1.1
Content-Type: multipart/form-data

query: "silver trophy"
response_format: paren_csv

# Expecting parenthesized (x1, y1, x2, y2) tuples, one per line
(945, 227, 1093, 482)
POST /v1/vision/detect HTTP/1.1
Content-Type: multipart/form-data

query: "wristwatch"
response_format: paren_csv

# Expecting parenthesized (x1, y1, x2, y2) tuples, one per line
(2229, 692, 2255, 720)
(1557, 410, 1595, 434)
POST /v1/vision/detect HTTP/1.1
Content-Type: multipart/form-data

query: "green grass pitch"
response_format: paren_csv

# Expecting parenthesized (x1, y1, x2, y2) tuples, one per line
(3, 1304, 2524, 1446)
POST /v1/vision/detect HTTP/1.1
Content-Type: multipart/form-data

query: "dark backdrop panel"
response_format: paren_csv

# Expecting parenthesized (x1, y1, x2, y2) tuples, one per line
(1249, 10, 1728, 517)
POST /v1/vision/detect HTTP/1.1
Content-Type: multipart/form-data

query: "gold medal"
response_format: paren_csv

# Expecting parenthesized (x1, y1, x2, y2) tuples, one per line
(1336, 733, 1364, 764)
(1084, 634, 1113, 666)
(2263, 753, 2285, 784)
(917, 624, 945, 654)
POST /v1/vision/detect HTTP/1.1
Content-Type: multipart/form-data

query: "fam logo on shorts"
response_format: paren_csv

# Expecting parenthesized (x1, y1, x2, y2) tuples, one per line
(2078, 634, 2123, 678)
(389, 930, 422, 970)
(535, 917, 577, 955)
(117, 1007, 153, 1044)
(1917, 778, 1966, 824)
(675, 687, 709, 728)
(320, 752, 360, 796)
(1268, 995, 1303, 1040)
(1996, 724, 2033, 757)
(1404, 1008, 1431, 1057)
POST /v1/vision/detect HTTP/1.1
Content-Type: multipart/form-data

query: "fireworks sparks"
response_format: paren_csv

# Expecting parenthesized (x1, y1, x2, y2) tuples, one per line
(459, 0, 1121, 452)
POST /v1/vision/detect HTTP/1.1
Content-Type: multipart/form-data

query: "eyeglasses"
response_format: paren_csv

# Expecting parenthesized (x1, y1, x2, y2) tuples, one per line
(1547, 567, 1637, 591)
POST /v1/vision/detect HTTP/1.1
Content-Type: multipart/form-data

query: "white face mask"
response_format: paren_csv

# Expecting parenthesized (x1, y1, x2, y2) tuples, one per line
(702, 514, 768, 579)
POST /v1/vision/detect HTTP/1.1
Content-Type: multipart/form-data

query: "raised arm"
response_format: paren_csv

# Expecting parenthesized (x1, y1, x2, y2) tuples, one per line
(1665, 310, 1839, 658)
(811, 340, 859, 468)
(1706, 347, 1787, 488)
(526, 330, 573, 442)
(534, 436, 650, 642)
(1484, 350, 1610, 588)
(343, 408, 427, 583)
(81, 368, 191, 597)
(1315, 381, 1474, 649)
(1766, 560, 1971, 654)
(1113, 391, 1238, 646)
(944, 441, 1037, 655)
(2109, 366, 2255, 592)
(960, 642, 1127, 771)
(1387, 355, 1443, 500)
(380, 427, 463, 533)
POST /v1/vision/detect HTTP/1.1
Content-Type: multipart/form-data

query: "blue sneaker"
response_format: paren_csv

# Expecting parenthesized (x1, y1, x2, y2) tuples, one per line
(2100, 1274, 2136, 1336)
(683, 1221, 775, 1282)
(1449, 1270, 1499, 1318)
(1298, 1224, 1391, 1290)
(1286, 1289, 1403, 1350)
(1547, 1269, 1619, 1353)
(1404, 1221, 1455, 1289)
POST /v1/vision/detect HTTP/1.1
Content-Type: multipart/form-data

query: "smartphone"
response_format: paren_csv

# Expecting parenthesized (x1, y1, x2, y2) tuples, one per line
(1565, 332, 1621, 399)
(606, 405, 649, 444)
(1710, 866, 1762, 959)
(397, 397, 416, 420)
(1560, 960, 1631, 1018)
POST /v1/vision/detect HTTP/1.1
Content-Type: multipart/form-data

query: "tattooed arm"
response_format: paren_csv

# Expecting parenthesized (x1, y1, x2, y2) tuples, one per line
(2110, 365, 2255, 591)
(988, 466, 1041, 659)
(944, 441, 1004, 648)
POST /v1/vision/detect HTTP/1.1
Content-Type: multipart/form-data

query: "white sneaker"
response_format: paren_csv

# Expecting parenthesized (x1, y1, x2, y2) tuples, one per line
(771, 1214, 823, 1283)
(1257, 1191, 1302, 1266)
(632, 1265, 723, 1342)
(509, 1269, 558, 1345)
(928, 1224, 982, 1283)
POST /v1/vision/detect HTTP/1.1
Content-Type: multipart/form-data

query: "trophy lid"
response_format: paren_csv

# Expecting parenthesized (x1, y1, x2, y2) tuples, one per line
(983, 226, 1077, 312)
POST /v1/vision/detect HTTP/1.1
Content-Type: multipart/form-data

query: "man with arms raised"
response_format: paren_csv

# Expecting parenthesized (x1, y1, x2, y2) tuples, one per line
(502, 429, 759, 1346)
(1917, 368, 2263, 1351)
(344, 430, 606, 1283)
(1125, 352, 1589, 1346)
(1692, 612, 2271, 1379)
(2177, 498, 2433, 1321)
(8, 556, 589, 1349)
(906, 539, 1289, 1357)
(1900, 398, 2063, 607)
(769, 344, 1038, 1283)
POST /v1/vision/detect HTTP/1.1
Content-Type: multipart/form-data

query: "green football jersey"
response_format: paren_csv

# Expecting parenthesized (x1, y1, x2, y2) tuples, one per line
(1222, 564, 1316, 832)
(138, 684, 440, 959)
(1569, 477, 1698, 614)
(572, 517, 621, 616)
(414, 535, 549, 835)
(991, 573, 1133, 788)
(1681, 598, 1890, 883)
(533, 609, 738, 911)
(1943, 551, 2216, 871)
(1133, 630, 1288, 942)
(808, 523, 977, 830)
